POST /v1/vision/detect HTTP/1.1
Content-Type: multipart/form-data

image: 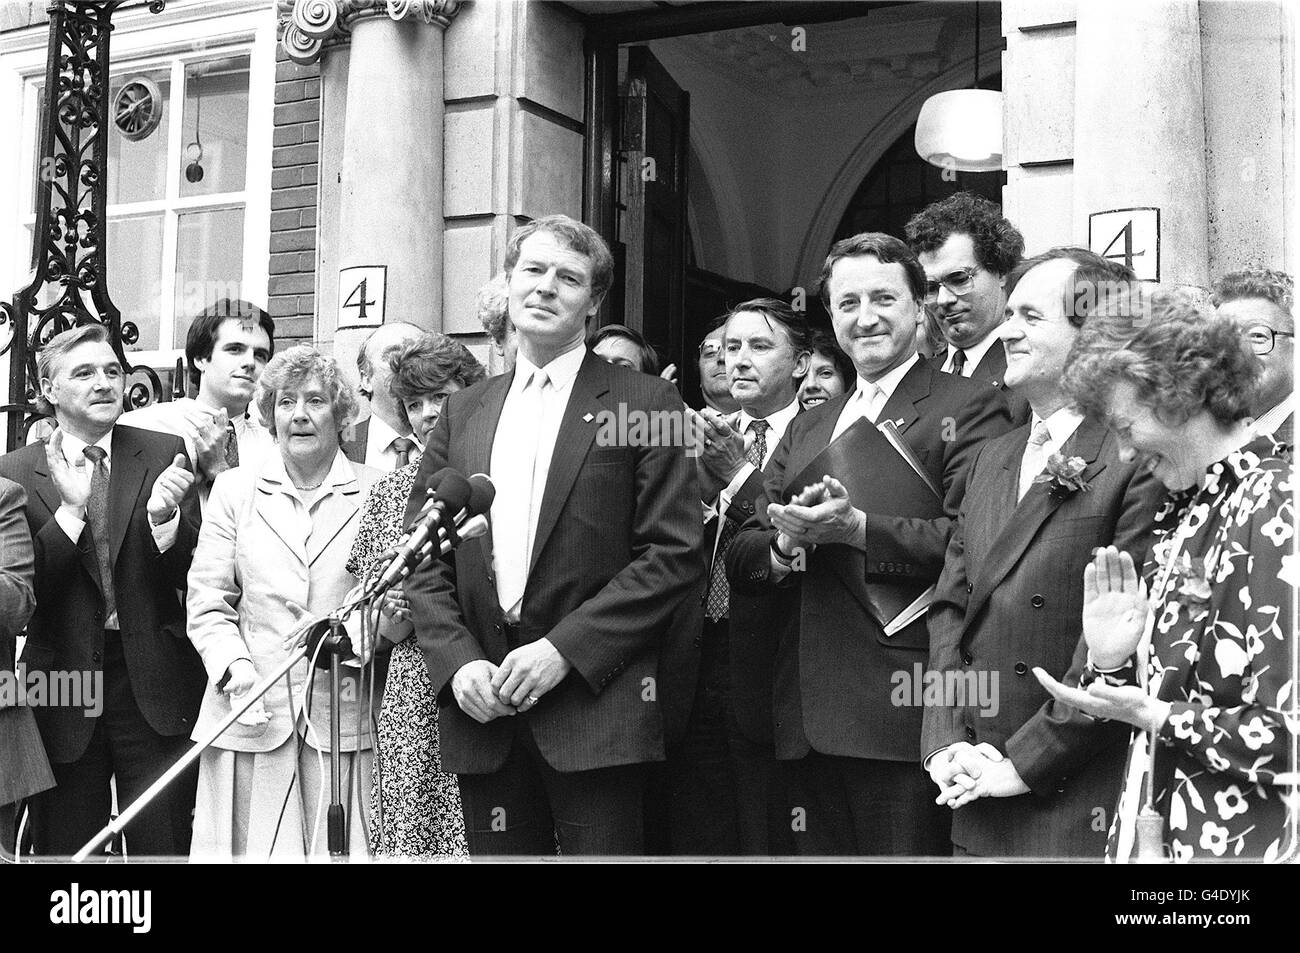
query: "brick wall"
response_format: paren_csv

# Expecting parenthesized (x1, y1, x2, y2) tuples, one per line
(268, 44, 321, 347)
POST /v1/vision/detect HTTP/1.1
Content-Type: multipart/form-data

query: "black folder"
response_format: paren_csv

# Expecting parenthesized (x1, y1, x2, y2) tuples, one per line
(783, 417, 943, 632)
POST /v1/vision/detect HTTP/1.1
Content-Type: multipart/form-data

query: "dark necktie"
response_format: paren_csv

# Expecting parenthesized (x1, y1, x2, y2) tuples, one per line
(81, 445, 118, 628)
(950, 348, 968, 376)
(704, 419, 769, 622)
(225, 420, 240, 469)
(391, 436, 415, 468)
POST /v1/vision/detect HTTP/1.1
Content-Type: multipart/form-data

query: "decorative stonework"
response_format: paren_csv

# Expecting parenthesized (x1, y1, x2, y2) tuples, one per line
(276, 0, 462, 65)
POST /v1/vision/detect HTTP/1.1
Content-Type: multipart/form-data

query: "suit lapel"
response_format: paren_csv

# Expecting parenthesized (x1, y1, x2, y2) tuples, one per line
(528, 352, 609, 575)
(965, 415, 1111, 626)
(254, 457, 310, 567)
(471, 372, 513, 565)
(305, 453, 365, 567)
(975, 343, 1008, 390)
(875, 358, 929, 435)
(781, 394, 847, 495)
(108, 426, 148, 564)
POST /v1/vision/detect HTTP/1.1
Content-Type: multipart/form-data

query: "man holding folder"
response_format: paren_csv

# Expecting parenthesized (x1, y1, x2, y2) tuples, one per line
(726, 233, 1012, 855)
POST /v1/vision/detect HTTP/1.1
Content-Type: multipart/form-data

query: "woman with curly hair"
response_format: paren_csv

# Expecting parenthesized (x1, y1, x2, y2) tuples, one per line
(346, 331, 485, 858)
(1035, 291, 1297, 862)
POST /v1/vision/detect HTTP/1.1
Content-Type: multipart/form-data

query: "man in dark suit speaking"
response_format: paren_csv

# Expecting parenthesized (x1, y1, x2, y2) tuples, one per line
(404, 215, 700, 855)
(726, 233, 1013, 855)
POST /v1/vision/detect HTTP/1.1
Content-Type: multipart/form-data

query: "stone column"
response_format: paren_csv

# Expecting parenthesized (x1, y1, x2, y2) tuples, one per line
(279, 0, 460, 385)
(1073, 0, 1209, 289)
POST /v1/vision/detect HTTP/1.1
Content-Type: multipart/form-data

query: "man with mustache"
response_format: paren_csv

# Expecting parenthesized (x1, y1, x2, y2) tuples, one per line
(906, 192, 1031, 426)
(121, 300, 276, 487)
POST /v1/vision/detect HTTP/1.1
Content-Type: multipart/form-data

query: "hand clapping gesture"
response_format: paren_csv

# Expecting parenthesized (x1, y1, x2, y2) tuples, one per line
(147, 453, 195, 524)
(46, 429, 92, 511)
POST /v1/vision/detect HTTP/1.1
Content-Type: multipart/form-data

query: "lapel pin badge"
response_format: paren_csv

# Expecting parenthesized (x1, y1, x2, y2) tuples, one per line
(582, 412, 595, 423)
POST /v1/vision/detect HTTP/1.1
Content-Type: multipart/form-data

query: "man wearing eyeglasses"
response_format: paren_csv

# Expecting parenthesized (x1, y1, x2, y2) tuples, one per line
(906, 193, 1031, 426)
(1213, 267, 1294, 448)
(696, 318, 741, 414)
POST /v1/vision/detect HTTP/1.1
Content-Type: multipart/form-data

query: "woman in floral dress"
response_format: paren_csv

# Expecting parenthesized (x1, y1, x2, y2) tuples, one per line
(347, 332, 485, 858)
(1038, 291, 1297, 861)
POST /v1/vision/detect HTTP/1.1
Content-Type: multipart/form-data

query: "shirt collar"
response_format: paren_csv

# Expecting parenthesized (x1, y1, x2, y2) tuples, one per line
(512, 345, 587, 394)
(948, 329, 1002, 375)
(737, 397, 800, 446)
(366, 412, 422, 456)
(1252, 392, 1296, 437)
(58, 427, 114, 467)
(857, 352, 920, 404)
(1030, 406, 1086, 447)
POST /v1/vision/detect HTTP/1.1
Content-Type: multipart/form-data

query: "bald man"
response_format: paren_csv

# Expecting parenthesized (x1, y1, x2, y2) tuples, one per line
(342, 321, 426, 470)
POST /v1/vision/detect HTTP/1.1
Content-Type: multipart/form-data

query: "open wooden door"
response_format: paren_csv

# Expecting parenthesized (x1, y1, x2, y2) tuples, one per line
(616, 46, 689, 375)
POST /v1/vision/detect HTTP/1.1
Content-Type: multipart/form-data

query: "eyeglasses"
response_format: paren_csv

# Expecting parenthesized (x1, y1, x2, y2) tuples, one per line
(923, 267, 979, 302)
(699, 341, 723, 360)
(1243, 325, 1294, 355)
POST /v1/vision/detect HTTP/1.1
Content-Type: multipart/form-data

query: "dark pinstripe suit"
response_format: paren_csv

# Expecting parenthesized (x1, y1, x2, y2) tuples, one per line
(404, 350, 702, 853)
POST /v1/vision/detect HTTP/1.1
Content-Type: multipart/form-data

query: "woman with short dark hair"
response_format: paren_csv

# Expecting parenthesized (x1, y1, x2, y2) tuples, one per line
(347, 331, 484, 858)
(1035, 291, 1297, 862)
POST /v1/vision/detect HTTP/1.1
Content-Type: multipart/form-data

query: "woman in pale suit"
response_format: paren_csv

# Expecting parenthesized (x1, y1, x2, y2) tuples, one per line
(187, 346, 385, 860)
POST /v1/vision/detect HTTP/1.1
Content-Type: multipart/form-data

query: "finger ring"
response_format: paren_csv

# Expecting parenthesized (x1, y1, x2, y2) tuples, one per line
(527, 695, 540, 706)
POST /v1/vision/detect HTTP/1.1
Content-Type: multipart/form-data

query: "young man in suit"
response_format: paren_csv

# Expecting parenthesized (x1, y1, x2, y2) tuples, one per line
(905, 192, 1031, 426)
(403, 215, 701, 855)
(0, 323, 205, 856)
(342, 321, 425, 470)
(668, 298, 809, 855)
(726, 233, 1014, 855)
(921, 248, 1164, 857)
(1212, 267, 1294, 447)
(120, 300, 276, 490)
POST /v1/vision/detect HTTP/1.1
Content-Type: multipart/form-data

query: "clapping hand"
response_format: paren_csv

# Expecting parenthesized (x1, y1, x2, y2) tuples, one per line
(46, 429, 92, 511)
(192, 407, 231, 479)
(689, 407, 748, 496)
(1082, 546, 1149, 669)
(767, 475, 865, 548)
(659, 363, 679, 386)
(147, 453, 195, 524)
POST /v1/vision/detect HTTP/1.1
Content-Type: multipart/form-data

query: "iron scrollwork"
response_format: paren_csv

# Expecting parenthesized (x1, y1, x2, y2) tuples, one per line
(1, 1, 167, 451)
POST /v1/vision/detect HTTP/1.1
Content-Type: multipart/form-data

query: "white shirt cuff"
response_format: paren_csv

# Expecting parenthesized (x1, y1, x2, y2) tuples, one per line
(149, 507, 181, 553)
(54, 504, 86, 544)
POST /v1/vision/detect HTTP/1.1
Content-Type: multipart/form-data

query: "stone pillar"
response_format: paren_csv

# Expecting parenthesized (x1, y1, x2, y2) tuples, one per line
(279, 0, 460, 388)
(1072, 0, 1209, 289)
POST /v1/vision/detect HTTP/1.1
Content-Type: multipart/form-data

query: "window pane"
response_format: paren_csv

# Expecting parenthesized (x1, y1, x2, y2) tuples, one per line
(107, 69, 171, 205)
(173, 206, 245, 343)
(180, 56, 251, 198)
(106, 214, 165, 350)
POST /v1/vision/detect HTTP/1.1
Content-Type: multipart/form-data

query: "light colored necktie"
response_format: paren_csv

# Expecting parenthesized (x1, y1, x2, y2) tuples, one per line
(495, 368, 549, 616)
(865, 381, 886, 423)
(390, 436, 414, 468)
(1018, 419, 1054, 500)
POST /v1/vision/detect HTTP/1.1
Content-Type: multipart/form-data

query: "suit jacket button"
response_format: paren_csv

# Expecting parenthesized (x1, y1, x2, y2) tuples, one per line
(92, 651, 102, 664)
(1031, 594, 1045, 608)
(1014, 662, 1028, 676)
(966, 582, 973, 594)
(93, 610, 103, 623)
(961, 652, 973, 666)
(965, 726, 976, 740)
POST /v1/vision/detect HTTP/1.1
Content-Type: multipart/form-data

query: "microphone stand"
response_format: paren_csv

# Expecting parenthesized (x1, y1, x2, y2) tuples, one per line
(72, 513, 486, 863)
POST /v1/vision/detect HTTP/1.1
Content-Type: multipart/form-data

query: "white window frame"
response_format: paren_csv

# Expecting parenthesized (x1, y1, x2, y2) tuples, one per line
(0, 0, 276, 378)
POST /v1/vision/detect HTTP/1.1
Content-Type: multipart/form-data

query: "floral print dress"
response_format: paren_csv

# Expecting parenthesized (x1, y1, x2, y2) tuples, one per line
(347, 463, 468, 859)
(1092, 436, 1298, 861)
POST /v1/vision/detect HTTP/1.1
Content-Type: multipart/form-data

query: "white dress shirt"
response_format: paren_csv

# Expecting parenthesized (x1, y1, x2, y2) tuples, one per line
(363, 412, 423, 472)
(489, 345, 586, 622)
(1018, 406, 1085, 500)
(704, 397, 801, 557)
(831, 352, 921, 442)
(940, 329, 1002, 378)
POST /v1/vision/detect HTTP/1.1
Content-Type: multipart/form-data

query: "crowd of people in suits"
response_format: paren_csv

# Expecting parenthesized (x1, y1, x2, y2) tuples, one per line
(0, 194, 1294, 862)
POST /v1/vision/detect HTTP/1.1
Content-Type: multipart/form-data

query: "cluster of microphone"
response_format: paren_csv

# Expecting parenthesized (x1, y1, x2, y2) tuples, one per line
(366, 468, 496, 598)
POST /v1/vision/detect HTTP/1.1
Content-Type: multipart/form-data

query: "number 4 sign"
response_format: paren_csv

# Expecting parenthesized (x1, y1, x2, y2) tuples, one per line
(1088, 208, 1160, 281)
(338, 265, 387, 329)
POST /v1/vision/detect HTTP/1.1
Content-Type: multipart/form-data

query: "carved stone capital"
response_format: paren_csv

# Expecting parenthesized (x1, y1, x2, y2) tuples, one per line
(277, 0, 462, 65)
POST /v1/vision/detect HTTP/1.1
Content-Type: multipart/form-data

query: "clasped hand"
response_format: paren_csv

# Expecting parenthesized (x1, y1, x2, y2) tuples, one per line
(452, 638, 572, 724)
(928, 742, 1029, 809)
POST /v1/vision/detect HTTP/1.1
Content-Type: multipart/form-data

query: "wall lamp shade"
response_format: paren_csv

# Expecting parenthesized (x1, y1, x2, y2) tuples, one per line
(915, 89, 1005, 172)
